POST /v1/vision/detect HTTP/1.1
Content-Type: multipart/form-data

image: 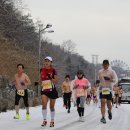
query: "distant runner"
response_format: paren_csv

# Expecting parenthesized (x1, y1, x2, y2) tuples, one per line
(118, 85, 123, 106)
(113, 84, 119, 108)
(96, 80, 101, 108)
(86, 87, 91, 105)
(61, 75, 72, 113)
(91, 84, 98, 104)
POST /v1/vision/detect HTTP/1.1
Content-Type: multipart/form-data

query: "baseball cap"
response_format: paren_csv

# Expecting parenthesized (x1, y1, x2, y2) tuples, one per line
(44, 56, 53, 62)
(103, 60, 109, 64)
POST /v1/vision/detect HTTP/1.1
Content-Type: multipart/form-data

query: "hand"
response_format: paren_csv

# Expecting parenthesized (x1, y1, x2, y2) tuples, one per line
(34, 82, 39, 86)
(47, 73, 52, 79)
(20, 82, 25, 86)
(83, 86, 88, 89)
(73, 84, 79, 89)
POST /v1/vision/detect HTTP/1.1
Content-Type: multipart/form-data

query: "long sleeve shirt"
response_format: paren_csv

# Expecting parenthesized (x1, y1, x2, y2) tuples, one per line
(73, 78, 89, 98)
(98, 68, 118, 91)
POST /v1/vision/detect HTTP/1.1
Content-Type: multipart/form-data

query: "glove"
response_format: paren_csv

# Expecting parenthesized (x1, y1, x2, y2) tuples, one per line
(20, 82, 25, 86)
(73, 84, 79, 89)
(83, 86, 88, 89)
(104, 76, 110, 81)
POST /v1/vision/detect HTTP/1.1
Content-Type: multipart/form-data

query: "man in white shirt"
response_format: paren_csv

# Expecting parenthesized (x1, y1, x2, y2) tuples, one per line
(98, 60, 118, 124)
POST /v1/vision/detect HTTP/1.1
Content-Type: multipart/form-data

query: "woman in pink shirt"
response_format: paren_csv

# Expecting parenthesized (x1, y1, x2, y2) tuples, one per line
(73, 70, 90, 122)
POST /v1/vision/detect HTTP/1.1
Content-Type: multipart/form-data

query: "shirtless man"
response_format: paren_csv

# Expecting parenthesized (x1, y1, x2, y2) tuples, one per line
(118, 86, 123, 106)
(14, 64, 31, 120)
(113, 84, 119, 108)
(91, 85, 98, 104)
(61, 75, 72, 113)
(86, 87, 91, 105)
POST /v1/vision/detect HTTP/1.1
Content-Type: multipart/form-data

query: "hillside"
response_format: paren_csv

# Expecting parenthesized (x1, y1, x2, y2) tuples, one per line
(0, 35, 38, 82)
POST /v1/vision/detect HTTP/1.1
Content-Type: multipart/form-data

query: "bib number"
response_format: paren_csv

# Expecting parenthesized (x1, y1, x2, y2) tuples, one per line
(41, 80, 52, 91)
(76, 89, 84, 96)
(102, 88, 110, 95)
(17, 90, 25, 96)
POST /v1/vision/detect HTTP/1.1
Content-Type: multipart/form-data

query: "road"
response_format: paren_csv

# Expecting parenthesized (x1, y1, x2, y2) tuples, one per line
(0, 98, 130, 130)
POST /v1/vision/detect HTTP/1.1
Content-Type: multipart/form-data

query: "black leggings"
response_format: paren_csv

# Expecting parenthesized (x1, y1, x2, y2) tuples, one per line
(76, 97, 85, 117)
(15, 89, 29, 107)
(63, 92, 72, 110)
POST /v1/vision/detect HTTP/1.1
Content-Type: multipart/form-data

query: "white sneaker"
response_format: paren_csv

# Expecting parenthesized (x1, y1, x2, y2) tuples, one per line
(79, 117, 82, 122)
(79, 116, 85, 122)
(81, 116, 85, 122)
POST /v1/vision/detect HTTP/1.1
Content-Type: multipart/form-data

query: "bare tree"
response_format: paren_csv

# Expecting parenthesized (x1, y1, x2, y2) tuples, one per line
(61, 40, 76, 54)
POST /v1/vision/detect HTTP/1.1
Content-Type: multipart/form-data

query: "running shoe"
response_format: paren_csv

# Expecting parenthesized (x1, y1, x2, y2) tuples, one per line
(108, 110, 112, 120)
(100, 117, 106, 124)
(14, 113, 19, 119)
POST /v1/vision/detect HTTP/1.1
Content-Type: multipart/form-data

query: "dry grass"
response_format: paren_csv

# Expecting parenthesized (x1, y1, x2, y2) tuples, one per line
(0, 35, 39, 82)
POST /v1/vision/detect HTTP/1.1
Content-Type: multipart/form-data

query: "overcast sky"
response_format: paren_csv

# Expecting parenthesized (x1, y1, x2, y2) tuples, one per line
(22, 0, 130, 68)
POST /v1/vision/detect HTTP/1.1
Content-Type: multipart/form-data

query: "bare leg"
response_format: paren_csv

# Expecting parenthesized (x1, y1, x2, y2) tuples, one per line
(101, 98, 106, 117)
(50, 99, 56, 121)
(15, 105, 19, 114)
(107, 100, 112, 112)
(41, 95, 48, 120)
(26, 107, 29, 114)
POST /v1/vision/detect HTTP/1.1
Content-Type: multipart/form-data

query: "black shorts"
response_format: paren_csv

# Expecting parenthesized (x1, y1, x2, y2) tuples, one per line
(115, 94, 119, 98)
(15, 89, 29, 107)
(118, 97, 121, 103)
(87, 95, 91, 98)
(100, 92, 112, 100)
(41, 87, 58, 99)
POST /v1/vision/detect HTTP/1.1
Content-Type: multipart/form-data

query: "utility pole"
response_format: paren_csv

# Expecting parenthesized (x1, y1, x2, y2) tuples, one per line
(37, 24, 54, 96)
(92, 54, 99, 83)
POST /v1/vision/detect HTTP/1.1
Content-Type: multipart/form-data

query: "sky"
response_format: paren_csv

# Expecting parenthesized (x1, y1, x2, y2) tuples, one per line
(19, 0, 130, 68)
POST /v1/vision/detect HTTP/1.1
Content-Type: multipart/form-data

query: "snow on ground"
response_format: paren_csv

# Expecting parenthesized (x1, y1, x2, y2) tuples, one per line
(0, 98, 130, 130)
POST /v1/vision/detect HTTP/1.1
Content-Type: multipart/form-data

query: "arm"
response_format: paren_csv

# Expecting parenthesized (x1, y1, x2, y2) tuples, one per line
(61, 83, 65, 93)
(111, 70, 118, 84)
(25, 74, 31, 85)
(51, 69, 58, 84)
(52, 75, 58, 84)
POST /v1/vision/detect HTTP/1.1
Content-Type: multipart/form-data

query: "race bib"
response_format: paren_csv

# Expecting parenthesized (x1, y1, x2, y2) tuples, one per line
(76, 89, 85, 96)
(41, 80, 52, 91)
(17, 90, 25, 96)
(102, 88, 110, 95)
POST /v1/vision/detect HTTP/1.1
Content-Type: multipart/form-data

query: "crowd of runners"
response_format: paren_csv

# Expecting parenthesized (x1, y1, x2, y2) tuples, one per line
(10, 56, 124, 127)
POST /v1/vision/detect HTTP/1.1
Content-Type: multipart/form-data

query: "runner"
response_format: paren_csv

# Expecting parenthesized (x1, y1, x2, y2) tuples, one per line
(118, 85, 123, 106)
(86, 87, 91, 105)
(98, 60, 118, 124)
(14, 64, 31, 120)
(96, 80, 101, 108)
(72, 70, 90, 122)
(91, 84, 98, 104)
(111, 90, 115, 107)
(71, 75, 77, 107)
(40, 56, 58, 127)
(61, 75, 72, 113)
(113, 84, 119, 108)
